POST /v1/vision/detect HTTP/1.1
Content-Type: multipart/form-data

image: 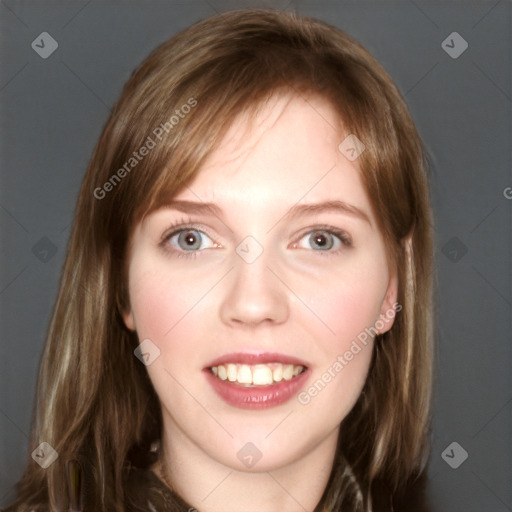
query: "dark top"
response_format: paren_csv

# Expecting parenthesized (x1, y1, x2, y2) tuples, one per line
(124, 466, 433, 512)
(0, 465, 432, 511)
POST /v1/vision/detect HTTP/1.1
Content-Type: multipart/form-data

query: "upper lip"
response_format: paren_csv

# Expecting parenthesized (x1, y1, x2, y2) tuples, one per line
(205, 352, 309, 368)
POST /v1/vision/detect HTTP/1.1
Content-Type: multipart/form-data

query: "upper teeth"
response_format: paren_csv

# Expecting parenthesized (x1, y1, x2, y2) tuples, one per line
(211, 363, 304, 386)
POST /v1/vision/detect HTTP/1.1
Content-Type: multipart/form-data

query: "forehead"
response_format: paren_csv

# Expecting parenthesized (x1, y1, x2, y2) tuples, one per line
(169, 93, 375, 224)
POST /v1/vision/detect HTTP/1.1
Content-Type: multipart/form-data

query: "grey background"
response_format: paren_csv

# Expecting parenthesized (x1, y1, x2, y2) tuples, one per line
(1, 1, 510, 510)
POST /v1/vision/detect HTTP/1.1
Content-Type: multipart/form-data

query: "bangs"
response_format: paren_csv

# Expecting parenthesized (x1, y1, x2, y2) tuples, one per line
(105, 49, 404, 243)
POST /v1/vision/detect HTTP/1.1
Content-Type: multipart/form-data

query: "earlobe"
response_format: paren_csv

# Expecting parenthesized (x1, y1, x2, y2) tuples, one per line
(377, 235, 412, 335)
(116, 287, 136, 331)
(377, 271, 399, 335)
(122, 309, 136, 331)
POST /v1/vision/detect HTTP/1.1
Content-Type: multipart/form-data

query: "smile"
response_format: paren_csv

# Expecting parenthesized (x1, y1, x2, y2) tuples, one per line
(204, 352, 310, 409)
(210, 363, 305, 386)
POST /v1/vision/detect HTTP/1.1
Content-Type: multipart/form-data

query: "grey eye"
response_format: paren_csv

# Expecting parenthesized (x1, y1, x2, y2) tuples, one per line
(172, 230, 212, 251)
(307, 231, 335, 250)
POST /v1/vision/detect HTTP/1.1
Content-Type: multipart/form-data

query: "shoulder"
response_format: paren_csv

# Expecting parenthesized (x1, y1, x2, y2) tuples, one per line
(372, 470, 433, 512)
(124, 465, 193, 512)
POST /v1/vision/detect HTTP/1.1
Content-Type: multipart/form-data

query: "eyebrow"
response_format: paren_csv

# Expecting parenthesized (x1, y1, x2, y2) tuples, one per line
(285, 200, 371, 225)
(160, 199, 371, 225)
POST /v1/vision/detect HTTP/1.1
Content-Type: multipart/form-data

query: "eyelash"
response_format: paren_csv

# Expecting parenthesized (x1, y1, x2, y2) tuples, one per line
(158, 216, 353, 260)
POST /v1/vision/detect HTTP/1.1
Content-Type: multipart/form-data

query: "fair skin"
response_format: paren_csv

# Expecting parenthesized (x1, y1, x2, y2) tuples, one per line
(123, 93, 398, 512)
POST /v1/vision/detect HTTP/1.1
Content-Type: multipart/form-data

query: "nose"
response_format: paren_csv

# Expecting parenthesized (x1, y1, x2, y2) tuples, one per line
(219, 245, 289, 328)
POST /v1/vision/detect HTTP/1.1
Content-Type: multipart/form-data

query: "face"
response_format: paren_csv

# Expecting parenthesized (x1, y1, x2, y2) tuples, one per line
(123, 93, 398, 473)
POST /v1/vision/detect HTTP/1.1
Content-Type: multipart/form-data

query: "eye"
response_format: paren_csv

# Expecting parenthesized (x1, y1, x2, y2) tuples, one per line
(295, 228, 352, 253)
(174, 229, 212, 251)
(160, 224, 218, 259)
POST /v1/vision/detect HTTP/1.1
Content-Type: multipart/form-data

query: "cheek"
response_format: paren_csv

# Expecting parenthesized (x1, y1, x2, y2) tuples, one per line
(305, 258, 388, 351)
(127, 259, 195, 340)
(128, 262, 207, 393)
(299, 273, 380, 417)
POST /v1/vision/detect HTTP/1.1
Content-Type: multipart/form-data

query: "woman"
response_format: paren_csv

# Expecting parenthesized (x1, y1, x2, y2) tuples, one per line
(3, 8, 434, 512)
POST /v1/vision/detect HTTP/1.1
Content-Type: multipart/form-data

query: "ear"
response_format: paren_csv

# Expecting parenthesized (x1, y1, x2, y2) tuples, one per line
(116, 282, 136, 332)
(122, 308, 136, 331)
(377, 265, 399, 335)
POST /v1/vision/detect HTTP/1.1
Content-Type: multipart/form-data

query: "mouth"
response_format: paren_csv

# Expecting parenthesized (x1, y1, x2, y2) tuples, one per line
(204, 352, 310, 409)
(209, 362, 306, 386)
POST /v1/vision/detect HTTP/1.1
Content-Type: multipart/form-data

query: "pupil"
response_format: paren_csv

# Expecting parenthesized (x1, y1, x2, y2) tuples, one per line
(314, 232, 327, 247)
(180, 230, 200, 250)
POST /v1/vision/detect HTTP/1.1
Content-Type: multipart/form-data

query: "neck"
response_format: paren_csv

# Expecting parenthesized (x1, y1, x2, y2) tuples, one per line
(156, 419, 339, 512)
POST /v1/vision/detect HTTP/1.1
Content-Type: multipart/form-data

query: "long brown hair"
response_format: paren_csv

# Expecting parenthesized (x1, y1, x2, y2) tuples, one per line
(4, 9, 434, 512)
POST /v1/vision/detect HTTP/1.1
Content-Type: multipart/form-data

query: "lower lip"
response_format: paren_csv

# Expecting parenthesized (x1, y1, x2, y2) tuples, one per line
(204, 368, 311, 410)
